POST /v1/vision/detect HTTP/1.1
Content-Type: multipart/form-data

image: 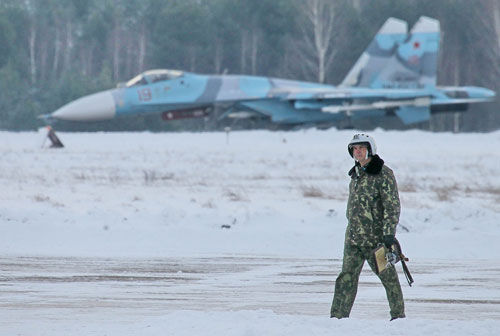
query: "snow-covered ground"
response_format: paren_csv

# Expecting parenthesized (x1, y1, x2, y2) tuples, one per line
(1, 129, 499, 335)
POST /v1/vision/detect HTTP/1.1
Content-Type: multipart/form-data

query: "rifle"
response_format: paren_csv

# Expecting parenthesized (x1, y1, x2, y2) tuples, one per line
(373, 238, 414, 286)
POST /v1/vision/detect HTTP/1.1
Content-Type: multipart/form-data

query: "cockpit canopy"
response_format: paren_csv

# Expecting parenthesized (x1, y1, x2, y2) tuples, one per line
(125, 69, 184, 87)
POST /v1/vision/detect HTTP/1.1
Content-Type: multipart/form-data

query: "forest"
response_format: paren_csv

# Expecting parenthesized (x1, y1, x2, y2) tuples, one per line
(0, 0, 499, 132)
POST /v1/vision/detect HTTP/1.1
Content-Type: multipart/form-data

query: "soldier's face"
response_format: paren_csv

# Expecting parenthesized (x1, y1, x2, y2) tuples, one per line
(352, 145, 368, 162)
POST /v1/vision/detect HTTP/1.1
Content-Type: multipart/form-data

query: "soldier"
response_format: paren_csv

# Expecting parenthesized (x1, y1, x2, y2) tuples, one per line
(330, 134, 405, 320)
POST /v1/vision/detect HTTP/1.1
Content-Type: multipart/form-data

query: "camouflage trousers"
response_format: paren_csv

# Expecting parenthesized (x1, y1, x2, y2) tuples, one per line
(330, 243, 405, 319)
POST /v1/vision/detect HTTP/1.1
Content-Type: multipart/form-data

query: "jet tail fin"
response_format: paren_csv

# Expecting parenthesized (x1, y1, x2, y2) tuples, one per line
(341, 17, 407, 87)
(342, 16, 440, 90)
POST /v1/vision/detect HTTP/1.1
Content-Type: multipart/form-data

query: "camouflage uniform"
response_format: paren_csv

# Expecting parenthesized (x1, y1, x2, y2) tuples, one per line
(330, 154, 405, 319)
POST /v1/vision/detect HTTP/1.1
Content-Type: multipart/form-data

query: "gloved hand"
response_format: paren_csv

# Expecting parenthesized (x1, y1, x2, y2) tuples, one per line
(386, 251, 398, 266)
(383, 235, 395, 249)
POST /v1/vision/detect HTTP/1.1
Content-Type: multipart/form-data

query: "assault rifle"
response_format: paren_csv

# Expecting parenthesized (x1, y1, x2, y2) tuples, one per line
(373, 238, 414, 286)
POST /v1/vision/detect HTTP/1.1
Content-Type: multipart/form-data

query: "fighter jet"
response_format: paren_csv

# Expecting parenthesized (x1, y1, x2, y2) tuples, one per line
(43, 16, 495, 128)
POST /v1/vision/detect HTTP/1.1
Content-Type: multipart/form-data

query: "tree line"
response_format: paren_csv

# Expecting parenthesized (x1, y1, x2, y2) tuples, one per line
(0, 0, 499, 132)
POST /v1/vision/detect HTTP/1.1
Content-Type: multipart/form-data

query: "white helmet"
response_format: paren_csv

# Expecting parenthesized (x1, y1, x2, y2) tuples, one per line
(348, 133, 377, 158)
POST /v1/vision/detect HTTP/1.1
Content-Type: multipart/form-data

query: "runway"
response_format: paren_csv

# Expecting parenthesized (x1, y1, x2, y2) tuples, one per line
(1, 255, 499, 324)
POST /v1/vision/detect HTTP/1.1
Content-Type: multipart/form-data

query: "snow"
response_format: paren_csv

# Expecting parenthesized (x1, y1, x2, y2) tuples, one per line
(1, 128, 500, 335)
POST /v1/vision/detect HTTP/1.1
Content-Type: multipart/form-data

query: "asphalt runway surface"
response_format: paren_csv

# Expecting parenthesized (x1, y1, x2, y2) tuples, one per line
(1, 255, 499, 323)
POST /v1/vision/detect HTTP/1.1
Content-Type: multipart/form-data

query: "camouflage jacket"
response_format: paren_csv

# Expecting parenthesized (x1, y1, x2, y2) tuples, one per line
(345, 155, 400, 247)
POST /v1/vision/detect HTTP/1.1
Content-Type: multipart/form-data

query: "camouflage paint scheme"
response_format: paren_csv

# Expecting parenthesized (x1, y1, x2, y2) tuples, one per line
(46, 17, 495, 128)
(331, 156, 404, 319)
(345, 165, 400, 247)
(330, 244, 405, 319)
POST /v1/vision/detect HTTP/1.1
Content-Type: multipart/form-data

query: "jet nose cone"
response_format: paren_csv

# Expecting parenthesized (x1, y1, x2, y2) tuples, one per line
(467, 87, 496, 100)
(485, 88, 496, 99)
(51, 90, 116, 121)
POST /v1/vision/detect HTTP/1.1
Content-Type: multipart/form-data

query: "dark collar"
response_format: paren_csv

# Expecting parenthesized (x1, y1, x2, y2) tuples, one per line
(348, 155, 385, 177)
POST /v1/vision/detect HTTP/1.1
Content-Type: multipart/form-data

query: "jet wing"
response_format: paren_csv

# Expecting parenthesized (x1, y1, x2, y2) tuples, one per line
(321, 97, 432, 114)
(217, 86, 434, 124)
(270, 87, 431, 100)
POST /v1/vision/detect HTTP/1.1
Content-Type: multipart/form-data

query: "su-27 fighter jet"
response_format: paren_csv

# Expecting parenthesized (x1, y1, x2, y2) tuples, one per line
(43, 16, 495, 128)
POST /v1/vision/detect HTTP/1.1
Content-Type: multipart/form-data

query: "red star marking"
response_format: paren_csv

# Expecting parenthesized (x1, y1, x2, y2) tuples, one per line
(413, 41, 420, 49)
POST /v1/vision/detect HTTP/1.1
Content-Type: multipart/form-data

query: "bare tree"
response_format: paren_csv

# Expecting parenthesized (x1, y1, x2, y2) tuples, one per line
(111, 0, 124, 80)
(240, 30, 249, 73)
(52, 22, 61, 75)
(250, 27, 261, 75)
(491, 0, 500, 58)
(28, 21, 36, 84)
(296, 0, 336, 83)
(62, 18, 74, 73)
(214, 37, 223, 74)
(22, 0, 37, 85)
(138, 24, 147, 73)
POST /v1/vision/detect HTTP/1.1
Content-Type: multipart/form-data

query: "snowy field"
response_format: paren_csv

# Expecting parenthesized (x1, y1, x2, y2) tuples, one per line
(1, 128, 500, 335)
